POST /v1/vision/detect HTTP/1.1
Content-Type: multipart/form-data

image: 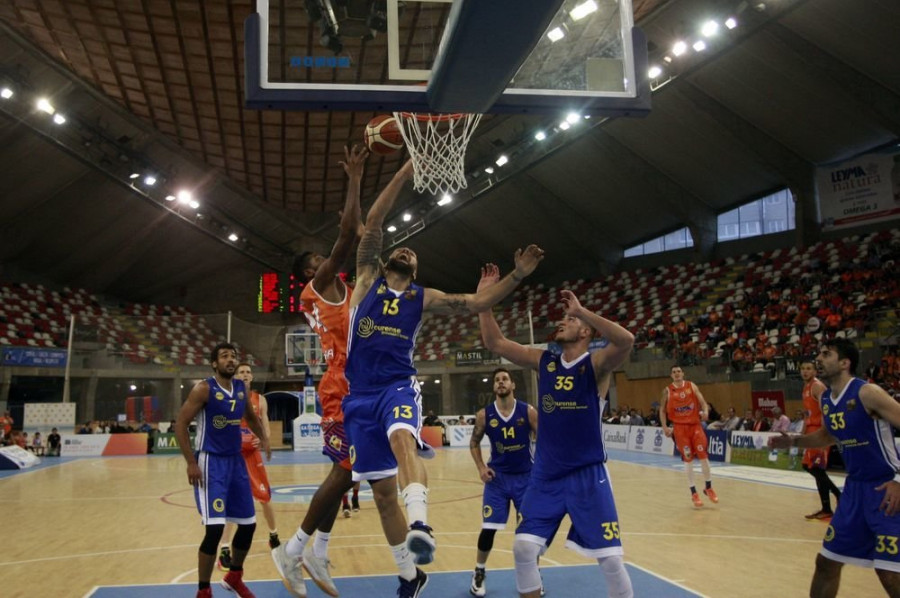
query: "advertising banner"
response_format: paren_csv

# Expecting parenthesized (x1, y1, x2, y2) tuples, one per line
(293, 413, 323, 451)
(751, 391, 785, 418)
(626, 425, 674, 455)
(0, 445, 40, 469)
(59, 433, 148, 456)
(602, 424, 629, 451)
(705, 429, 730, 463)
(1, 347, 67, 367)
(729, 430, 802, 471)
(818, 149, 900, 230)
(154, 432, 197, 454)
(447, 425, 490, 448)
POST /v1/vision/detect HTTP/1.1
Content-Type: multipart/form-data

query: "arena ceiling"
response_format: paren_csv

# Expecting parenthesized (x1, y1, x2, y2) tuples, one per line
(0, 0, 898, 313)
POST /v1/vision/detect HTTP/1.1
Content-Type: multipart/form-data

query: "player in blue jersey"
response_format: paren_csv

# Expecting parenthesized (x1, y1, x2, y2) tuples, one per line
(345, 177, 544, 598)
(477, 264, 635, 598)
(770, 338, 900, 597)
(469, 367, 538, 597)
(175, 342, 271, 598)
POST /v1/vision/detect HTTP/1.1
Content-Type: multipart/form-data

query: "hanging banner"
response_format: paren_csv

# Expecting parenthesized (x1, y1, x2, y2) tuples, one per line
(817, 149, 900, 230)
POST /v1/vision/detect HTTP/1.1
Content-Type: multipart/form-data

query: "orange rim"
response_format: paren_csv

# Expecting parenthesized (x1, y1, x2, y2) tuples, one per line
(396, 112, 468, 123)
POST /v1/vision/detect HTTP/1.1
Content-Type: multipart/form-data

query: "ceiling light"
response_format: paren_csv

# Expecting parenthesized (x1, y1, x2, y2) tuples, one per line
(534, 131, 546, 141)
(437, 194, 452, 206)
(584, 115, 591, 119)
(434, 379, 440, 384)
(648, 66, 662, 79)
(387, 225, 397, 232)
(52, 113, 66, 125)
(177, 190, 192, 204)
(0, 88, 12, 99)
(188, 200, 200, 209)
(129, 384, 137, 391)
(129, 173, 140, 179)
(495, 155, 509, 167)
(402, 213, 412, 222)
(570, 0, 598, 21)
(484, 166, 495, 174)
(566, 112, 580, 123)
(663, 55, 673, 63)
(693, 40, 707, 52)
(228, 233, 239, 242)
(559, 121, 571, 130)
(672, 41, 688, 56)
(547, 27, 565, 42)
(143, 175, 157, 186)
(725, 17, 738, 29)
(36, 98, 55, 114)
(482, 377, 488, 383)
(701, 20, 719, 37)
(165, 195, 176, 202)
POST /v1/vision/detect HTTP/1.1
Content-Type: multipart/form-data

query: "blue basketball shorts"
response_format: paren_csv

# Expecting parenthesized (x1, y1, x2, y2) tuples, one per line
(482, 470, 531, 530)
(821, 476, 900, 572)
(342, 377, 430, 482)
(515, 462, 624, 558)
(193, 451, 256, 525)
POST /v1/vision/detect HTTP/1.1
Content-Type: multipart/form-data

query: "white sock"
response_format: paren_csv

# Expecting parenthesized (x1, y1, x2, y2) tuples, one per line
(285, 529, 311, 559)
(313, 531, 330, 559)
(685, 461, 696, 489)
(598, 555, 633, 598)
(401, 482, 428, 525)
(700, 458, 712, 483)
(391, 542, 418, 581)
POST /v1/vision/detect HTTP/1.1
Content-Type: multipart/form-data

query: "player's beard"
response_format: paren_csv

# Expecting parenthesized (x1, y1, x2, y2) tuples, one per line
(495, 388, 512, 399)
(386, 257, 415, 277)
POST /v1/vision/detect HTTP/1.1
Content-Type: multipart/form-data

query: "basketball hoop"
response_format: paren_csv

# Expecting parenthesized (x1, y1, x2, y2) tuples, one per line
(393, 111, 483, 195)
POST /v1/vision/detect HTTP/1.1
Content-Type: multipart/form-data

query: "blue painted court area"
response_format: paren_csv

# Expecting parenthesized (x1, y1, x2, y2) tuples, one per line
(88, 564, 702, 597)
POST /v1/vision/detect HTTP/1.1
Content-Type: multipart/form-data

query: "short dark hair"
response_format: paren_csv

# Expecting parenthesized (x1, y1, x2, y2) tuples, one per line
(823, 338, 859, 374)
(237, 362, 251, 370)
(492, 367, 511, 381)
(292, 252, 315, 282)
(800, 356, 816, 366)
(210, 342, 237, 364)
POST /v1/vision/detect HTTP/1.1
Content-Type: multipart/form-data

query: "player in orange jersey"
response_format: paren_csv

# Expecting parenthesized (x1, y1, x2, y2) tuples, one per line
(217, 362, 279, 573)
(660, 365, 718, 507)
(799, 358, 842, 520)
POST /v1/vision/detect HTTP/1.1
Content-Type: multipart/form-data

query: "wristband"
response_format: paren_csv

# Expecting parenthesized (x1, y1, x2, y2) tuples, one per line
(512, 272, 525, 282)
(894, 473, 900, 484)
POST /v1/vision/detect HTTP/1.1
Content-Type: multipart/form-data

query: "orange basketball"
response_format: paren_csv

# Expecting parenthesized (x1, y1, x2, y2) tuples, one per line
(364, 115, 404, 155)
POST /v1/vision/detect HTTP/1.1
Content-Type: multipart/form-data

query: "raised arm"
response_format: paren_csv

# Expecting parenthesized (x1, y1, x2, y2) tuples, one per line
(424, 245, 544, 315)
(311, 145, 368, 299)
(559, 290, 634, 377)
(475, 264, 542, 369)
(351, 160, 414, 306)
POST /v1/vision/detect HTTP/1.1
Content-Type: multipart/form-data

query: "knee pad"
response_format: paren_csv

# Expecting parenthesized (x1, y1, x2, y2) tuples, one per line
(199, 524, 225, 555)
(477, 528, 497, 553)
(232, 522, 256, 552)
(598, 555, 634, 598)
(513, 539, 542, 593)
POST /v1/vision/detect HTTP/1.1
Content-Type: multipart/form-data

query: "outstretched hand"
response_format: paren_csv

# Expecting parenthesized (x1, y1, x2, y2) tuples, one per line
(340, 144, 369, 179)
(513, 244, 545, 278)
(560, 290, 583, 317)
(767, 432, 793, 449)
(477, 263, 500, 293)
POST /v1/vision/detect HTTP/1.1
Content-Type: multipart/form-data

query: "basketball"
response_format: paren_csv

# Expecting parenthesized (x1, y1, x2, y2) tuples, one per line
(364, 115, 404, 155)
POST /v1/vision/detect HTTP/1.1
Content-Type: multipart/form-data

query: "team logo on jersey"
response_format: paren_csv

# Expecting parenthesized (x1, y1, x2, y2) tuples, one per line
(483, 505, 493, 519)
(489, 418, 499, 428)
(212, 498, 225, 512)
(357, 316, 376, 338)
(679, 391, 686, 399)
(516, 417, 525, 427)
(541, 394, 557, 413)
(329, 434, 343, 451)
(495, 441, 506, 454)
(547, 362, 556, 373)
(212, 415, 228, 429)
(579, 365, 585, 375)
(377, 283, 387, 294)
(847, 399, 857, 411)
(215, 392, 225, 401)
(822, 404, 829, 415)
(404, 289, 418, 300)
(237, 392, 244, 400)
(824, 524, 835, 542)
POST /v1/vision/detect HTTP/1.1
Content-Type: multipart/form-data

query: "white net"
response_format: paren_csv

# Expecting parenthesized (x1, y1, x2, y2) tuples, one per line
(393, 112, 483, 195)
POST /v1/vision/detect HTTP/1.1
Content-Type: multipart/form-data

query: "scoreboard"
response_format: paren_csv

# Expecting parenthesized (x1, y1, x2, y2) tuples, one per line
(257, 272, 304, 313)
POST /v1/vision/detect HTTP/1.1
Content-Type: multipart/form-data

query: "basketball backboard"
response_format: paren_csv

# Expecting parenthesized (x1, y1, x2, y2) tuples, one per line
(246, 0, 650, 115)
(285, 331, 325, 377)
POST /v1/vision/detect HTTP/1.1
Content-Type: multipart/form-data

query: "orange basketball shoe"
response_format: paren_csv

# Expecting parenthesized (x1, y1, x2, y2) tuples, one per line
(691, 492, 703, 508)
(704, 487, 719, 503)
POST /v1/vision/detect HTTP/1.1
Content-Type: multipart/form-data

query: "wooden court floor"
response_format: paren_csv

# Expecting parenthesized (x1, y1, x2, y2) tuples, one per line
(0, 448, 885, 598)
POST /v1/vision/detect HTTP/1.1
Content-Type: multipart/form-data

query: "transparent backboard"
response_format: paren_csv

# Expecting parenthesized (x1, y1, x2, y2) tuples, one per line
(285, 331, 325, 376)
(246, 0, 649, 115)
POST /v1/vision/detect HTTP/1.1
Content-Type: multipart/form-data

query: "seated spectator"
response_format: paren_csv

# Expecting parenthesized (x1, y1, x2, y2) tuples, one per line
(751, 409, 771, 432)
(770, 406, 791, 433)
(453, 415, 467, 426)
(12, 430, 27, 449)
(645, 407, 661, 427)
(78, 422, 93, 434)
(789, 410, 805, 434)
(31, 432, 44, 456)
(705, 403, 722, 428)
(708, 407, 741, 431)
(423, 410, 444, 427)
(628, 409, 644, 426)
(604, 409, 621, 425)
(47, 428, 61, 456)
(20, 431, 30, 450)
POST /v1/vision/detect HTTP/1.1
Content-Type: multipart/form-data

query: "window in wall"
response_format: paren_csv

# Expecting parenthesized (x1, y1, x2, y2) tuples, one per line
(717, 188, 795, 241)
(624, 227, 694, 257)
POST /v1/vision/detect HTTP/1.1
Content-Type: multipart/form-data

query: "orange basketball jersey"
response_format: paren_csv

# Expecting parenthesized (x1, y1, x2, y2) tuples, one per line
(802, 378, 823, 433)
(666, 381, 701, 424)
(240, 390, 262, 453)
(301, 279, 350, 421)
